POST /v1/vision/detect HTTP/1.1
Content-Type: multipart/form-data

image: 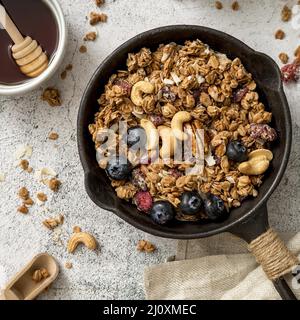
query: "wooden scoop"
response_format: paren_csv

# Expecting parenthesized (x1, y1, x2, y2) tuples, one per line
(0, 4, 48, 78)
(0, 253, 59, 300)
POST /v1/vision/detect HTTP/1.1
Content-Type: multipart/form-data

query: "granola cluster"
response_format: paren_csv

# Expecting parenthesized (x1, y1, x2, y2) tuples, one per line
(89, 40, 276, 221)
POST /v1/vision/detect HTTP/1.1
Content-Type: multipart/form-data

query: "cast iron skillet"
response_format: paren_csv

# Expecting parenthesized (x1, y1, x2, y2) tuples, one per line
(78, 26, 295, 299)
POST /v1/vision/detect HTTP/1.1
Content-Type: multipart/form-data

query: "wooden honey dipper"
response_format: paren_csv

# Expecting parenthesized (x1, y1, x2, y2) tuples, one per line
(0, 3, 48, 78)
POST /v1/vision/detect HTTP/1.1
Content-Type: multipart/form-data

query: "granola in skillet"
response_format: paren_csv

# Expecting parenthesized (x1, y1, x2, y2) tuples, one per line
(89, 40, 277, 225)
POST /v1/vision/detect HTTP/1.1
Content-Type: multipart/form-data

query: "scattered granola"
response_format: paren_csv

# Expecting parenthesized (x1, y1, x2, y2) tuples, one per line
(95, 0, 104, 6)
(79, 45, 87, 53)
(215, 1, 223, 10)
(281, 5, 292, 22)
(48, 178, 61, 192)
(279, 52, 289, 64)
(43, 214, 64, 230)
(32, 268, 49, 282)
(17, 205, 28, 214)
(89, 12, 107, 25)
(60, 70, 67, 80)
(65, 262, 73, 269)
(275, 29, 285, 40)
(73, 226, 82, 233)
(42, 88, 61, 107)
(84, 31, 97, 41)
(48, 132, 59, 140)
(137, 240, 156, 253)
(231, 1, 239, 11)
(37, 192, 48, 202)
(18, 187, 29, 200)
(89, 39, 277, 224)
(23, 198, 34, 206)
(19, 159, 29, 171)
(66, 64, 73, 71)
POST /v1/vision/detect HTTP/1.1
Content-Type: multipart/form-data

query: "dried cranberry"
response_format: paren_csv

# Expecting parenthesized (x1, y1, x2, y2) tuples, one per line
(233, 87, 249, 103)
(214, 155, 221, 165)
(192, 89, 201, 104)
(149, 114, 164, 127)
(114, 79, 132, 95)
(134, 191, 153, 213)
(250, 123, 277, 142)
(281, 60, 300, 83)
(162, 87, 176, 102)
(168, 168, 183, 179)
(131, 168, 147, 191)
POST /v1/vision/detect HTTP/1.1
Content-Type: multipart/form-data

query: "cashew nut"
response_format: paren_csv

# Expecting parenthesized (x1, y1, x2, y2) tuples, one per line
(130, 81, 155, 106)
(171, 111, 192, 141)
(248, 149, 273, 161)
(140, 119, 159, 151)
(238, 149, 273, 175)
(67, 232, 97, 253)
(158, 126, 175, 159)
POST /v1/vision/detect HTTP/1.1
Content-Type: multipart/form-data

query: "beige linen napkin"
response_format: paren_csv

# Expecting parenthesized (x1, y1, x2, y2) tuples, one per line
(144, 232, 300, 300)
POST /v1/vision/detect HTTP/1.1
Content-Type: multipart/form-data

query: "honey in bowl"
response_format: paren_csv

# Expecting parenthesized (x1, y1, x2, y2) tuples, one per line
(0, 0, 58, 85)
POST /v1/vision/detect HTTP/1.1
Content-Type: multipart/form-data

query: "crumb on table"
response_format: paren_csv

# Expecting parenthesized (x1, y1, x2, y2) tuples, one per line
(279, 53, 289, 64)
(137, 240, 156, 253)
(60, 70, 67, 80)
(23, 198, 34, 206)
(65, 64, 73, 71)
(48, 132, 59, 140)
(18, 187, 29, 200)
(48, 178, 61, 192)
(19, 159, 29, 171)
(95, 0, 105, 6)
(231, 1, 239, 11)
(275, 29, 285, 40)
(281, 5, 292, 22)
(215, 1, 223, 10)
(43, 214, 64, 230)
(79, 45, 87, 53)
(73, 226, 82, 233)
(84, 32, 97, 41)
(89, 12, 107, 25)
(42, 88, 61, 107)
(17, 205, 28, 214)
(37, 192, 47, 202)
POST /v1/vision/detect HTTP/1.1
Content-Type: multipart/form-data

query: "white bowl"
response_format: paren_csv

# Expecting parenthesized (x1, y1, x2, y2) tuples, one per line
(0, 0, 67, 96)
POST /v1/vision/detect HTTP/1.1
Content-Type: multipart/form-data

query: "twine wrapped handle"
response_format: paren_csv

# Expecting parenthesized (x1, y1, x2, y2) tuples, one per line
(248, 228, 299, 281)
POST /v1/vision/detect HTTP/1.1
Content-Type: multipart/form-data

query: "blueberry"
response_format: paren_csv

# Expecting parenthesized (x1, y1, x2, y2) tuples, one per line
(226, 140, 248, 162)
(204, 194, 226, 221)
(180, 191, 203, 215)
(149, 201, 175, 225)
(126, 126, 146, 149)
(106, 156, 132, 180)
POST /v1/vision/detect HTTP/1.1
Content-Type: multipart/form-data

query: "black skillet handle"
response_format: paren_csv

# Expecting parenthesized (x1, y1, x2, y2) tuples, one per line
(230, 204, 298, 300)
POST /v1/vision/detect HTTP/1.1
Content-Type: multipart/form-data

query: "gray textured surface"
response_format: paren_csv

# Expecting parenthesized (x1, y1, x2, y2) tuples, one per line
(0, 0, 299, 300)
